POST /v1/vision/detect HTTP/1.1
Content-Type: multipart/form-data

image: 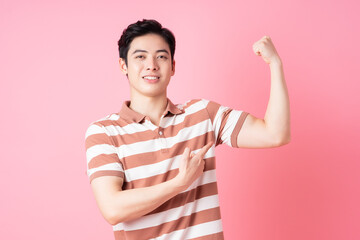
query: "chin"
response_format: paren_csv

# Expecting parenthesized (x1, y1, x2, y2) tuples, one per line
(136, 88, 166, 98)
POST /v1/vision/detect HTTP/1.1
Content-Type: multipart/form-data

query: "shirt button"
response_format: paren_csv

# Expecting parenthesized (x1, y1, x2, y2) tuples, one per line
(159, 131, 163, 136)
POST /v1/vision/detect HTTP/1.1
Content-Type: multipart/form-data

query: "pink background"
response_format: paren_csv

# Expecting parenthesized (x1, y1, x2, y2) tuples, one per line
(1, 0, 359, 239)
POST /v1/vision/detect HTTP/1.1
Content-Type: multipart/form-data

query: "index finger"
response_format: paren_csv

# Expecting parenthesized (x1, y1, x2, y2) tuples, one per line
(197, 141, 214, 157)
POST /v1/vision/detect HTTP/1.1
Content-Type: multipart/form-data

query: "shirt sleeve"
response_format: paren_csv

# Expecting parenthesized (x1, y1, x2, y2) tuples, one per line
(84, 122, 125, 184)
(201, 99, 249, 148)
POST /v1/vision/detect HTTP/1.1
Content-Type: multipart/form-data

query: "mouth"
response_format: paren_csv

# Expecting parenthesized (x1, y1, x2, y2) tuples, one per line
(143, 76, 160, 83)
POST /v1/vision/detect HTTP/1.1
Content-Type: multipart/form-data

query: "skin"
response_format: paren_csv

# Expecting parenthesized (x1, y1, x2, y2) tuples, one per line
(119, 33, 175, 126)
(237, 36, 291, 148)
(90, 33, 291, 225)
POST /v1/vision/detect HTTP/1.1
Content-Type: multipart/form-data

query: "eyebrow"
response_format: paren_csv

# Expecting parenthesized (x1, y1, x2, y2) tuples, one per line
(131, 49, 170, 55)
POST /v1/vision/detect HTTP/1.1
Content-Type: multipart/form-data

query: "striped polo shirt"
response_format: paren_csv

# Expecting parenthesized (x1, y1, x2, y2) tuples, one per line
(85, 98, 249, 240)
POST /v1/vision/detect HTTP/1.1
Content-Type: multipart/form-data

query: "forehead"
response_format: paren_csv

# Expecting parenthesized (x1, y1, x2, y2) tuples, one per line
(128, 33, 170, 52)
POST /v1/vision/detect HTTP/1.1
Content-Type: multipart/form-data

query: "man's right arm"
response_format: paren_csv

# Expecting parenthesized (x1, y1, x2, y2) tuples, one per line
(90, 141, 213, 225)
(91, 174, 183, 225)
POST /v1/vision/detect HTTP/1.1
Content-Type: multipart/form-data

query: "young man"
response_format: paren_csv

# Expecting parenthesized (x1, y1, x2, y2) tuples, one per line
(85, 19, 290, 240)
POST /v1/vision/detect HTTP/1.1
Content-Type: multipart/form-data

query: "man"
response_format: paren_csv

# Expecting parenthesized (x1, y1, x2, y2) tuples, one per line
(85, 19, 290, 240)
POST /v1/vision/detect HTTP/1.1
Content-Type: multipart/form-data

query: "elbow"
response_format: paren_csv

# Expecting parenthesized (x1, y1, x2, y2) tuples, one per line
(106, 215, 119, 226)
(102, 207, 126, 226)
(103, 211, 118, 225)
(108, 219, 120, 226)
(105, 212, 125, 226)
(275, 132, 291, 146)
(105, 209, 137, 225)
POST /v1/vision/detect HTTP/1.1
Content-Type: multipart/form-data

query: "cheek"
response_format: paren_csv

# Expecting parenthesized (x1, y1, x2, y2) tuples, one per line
(131, 63, 143, 72)
(127, 64, 142, 75)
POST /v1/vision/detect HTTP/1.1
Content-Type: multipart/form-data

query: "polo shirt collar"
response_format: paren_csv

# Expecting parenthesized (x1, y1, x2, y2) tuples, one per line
(119, 98, 184, 123)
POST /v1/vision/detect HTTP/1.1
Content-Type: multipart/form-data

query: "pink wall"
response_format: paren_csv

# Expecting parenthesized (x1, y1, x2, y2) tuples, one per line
(1, 0, 359, 239)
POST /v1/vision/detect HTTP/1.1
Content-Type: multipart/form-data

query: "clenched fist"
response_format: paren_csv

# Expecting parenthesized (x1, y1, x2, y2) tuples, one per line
(253, 36, 282, 65)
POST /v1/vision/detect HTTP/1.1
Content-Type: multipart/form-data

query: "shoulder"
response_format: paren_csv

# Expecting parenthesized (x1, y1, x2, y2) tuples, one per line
(85, 112, 121, 136)
(95, 112, 120, 124)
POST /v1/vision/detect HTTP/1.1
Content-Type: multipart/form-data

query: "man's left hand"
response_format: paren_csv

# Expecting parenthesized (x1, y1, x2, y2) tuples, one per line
(252, 36, 281, 64)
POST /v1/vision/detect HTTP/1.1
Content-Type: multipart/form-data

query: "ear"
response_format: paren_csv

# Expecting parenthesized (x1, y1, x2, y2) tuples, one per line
(119, 58, 128, 75)
(171, 59, 175, 76)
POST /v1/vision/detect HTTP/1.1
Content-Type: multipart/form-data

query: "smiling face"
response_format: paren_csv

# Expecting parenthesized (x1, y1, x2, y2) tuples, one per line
(119, 33, 175, 98)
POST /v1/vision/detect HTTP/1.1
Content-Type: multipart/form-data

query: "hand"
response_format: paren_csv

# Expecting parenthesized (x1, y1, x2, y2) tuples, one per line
(252, 36, 282, 65)
(175, 141, 214, 190)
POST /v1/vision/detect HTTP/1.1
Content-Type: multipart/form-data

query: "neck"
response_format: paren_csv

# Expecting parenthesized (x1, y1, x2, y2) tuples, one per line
(129, 91, 168, 126)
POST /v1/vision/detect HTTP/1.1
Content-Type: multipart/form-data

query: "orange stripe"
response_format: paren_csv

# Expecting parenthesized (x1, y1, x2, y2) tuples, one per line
(189, 232, 224, 240)
(231, 111, 249, 147)
(113, 230, 125, 240)
(88, 153, 120, 169)
(121, 131, 214, 169)
(146, 182, 219, 215)
(89, 170, 124, 183)
(85, 131, 115, 149)
(124, 157, 216, 189)
(203, 100, 221, 124)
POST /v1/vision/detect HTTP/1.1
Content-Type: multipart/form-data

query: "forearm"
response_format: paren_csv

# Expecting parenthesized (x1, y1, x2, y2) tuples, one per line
(108, 176, 184, 225)
(264, 59, 291, 143)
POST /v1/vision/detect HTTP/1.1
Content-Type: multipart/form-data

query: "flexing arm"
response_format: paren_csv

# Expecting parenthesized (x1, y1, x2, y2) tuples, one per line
(237, 36, 291, 148)
(90, 141, 213, 225)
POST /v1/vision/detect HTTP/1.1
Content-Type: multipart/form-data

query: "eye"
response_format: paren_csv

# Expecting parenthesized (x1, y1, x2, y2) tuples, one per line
(136, 55, 144, 59)
(158, 55, 168, 59)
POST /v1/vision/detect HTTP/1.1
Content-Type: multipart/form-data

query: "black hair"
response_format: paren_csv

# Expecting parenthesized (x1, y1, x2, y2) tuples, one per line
(117, 19, 176, 67)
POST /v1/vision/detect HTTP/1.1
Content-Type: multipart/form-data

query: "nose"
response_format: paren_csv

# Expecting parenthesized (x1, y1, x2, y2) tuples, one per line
(146, 57, 159, 71)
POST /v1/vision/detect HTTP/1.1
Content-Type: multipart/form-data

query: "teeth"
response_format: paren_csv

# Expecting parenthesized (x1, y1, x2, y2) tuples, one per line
(143, 76, 159, 80)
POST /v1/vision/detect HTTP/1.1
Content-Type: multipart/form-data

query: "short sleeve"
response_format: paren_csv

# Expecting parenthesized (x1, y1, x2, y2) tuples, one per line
(201, 99, 249, 148)
(84, 122, 124, 184)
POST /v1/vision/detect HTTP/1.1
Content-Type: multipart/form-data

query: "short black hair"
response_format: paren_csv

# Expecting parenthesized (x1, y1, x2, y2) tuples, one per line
(117, 19, 176, 67)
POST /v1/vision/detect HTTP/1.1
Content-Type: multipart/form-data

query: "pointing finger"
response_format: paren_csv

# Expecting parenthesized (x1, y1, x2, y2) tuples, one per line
(183, 147, 191, 158)
(197, 141, 214, 157)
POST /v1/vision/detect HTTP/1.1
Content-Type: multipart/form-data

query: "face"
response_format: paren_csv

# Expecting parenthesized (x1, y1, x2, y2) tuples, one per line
(119, 33, 175, 98)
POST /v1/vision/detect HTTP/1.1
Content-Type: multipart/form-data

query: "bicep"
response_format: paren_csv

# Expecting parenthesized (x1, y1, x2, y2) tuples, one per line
(90, 176, 124, 221)
(236, 113, 279, 148)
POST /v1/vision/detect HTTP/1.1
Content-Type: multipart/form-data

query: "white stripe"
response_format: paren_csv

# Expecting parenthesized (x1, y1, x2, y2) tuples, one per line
(85, 123, 105, 139)
(85, 113, 119, 139)
(221, 110, 242, 147)
(113, 194, 220, 231)
(87, 162, 123, 177)
(86, 144, 118, 164)
(153, 219, 223, 240)
(91, 113, 115, 123)
(110, 120, 151, 135)
(117, 120, 213, 159)
(161, 100, 204, 128)
(181, 169, 218, 193)
(174, 99, 191, 112)
(213, 105, 229, 142)
(125, 146, 215, 181)
(107, 113, 120, 121)
(200, 98, 210, 107)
